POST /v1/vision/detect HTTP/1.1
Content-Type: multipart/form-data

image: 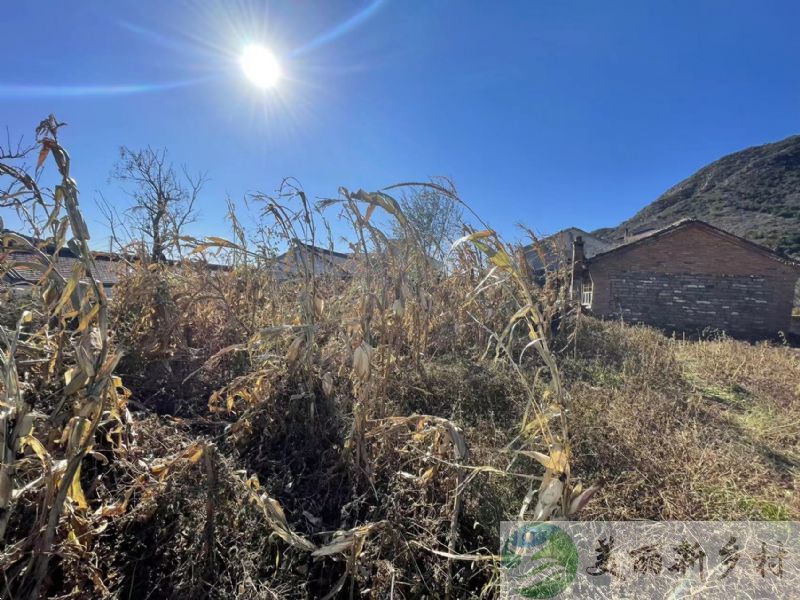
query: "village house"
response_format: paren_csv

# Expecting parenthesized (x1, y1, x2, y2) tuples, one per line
(571, 219, 800, 338)
(1, 230, 130, 296)
(2, 231, 356, 294)
(272, 239, 353, 281)
(272, 238, 445, 280)
(525, 227, 612, 275)
(1, 229, 232, 296)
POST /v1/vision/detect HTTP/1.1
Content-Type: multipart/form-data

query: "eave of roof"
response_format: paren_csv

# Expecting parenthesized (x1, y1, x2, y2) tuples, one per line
(276, 240, 352, 261)
(521, 227, 610, 252)
(2, 249, 131, 285)
(3, 229, 231, 274)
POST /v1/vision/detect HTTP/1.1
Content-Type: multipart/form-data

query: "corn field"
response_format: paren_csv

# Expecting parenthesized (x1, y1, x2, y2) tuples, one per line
(8, 116, 798, 599)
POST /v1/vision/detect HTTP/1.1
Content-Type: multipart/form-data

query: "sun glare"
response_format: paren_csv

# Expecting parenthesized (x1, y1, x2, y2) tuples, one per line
(240, 44, 281, 89)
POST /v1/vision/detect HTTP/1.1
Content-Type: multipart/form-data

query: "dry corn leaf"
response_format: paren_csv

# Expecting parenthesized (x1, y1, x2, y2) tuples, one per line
(21, 435, 49, 463)
(311, 522, 383, 558)
(451, 229, 495, 251)
(322, 371, 334, 398)
(0, 468, 12, 510)
(392, 298, 405, 318)
(150, 443, 205, 477)
(352, 342, 372, 381)
(313, 295, 325, 318)
(364, 203, 377, 223)
(489, 248, 514, 270)
(520, 446, 569, 474)
(241, 473, 316, 551)
(568, 485, 600, 516)
(97, 486, 136, 518)
(418, 467, 436, 485)
(36, 145, 49, 170)
(52, 262, 83, 313)
(286, 335, 304, 365)
(532, 471, 564, 521)
(77, 301, 100, 332)
(68, 464, 89, 510)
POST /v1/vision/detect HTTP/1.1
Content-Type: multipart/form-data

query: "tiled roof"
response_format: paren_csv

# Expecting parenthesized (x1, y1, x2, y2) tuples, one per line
(524, 228, 613, 271)
(588, 219, 800, 268)
(275, 240, 352, 261)
(2, 249, 130, 287)
(3, 229, 231, 286)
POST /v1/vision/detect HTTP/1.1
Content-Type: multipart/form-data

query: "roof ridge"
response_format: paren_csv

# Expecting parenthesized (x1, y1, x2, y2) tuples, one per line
(589, 219, 800, 267)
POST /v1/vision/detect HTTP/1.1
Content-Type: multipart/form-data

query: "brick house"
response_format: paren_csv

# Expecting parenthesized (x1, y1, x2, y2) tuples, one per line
(573, 219, 800, 338)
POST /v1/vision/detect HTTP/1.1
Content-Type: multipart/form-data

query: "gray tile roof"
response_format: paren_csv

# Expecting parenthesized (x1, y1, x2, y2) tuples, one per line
(2, 249, 130, 287)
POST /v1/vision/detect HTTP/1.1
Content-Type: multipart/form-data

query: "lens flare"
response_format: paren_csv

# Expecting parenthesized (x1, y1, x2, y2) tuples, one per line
(240, 44, 281, 88)
(0, 78, 208, 99)
(290, 0, 387, 57)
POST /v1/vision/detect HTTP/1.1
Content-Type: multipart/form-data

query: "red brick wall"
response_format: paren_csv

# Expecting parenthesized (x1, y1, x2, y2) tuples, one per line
(586, 224, 800, 337)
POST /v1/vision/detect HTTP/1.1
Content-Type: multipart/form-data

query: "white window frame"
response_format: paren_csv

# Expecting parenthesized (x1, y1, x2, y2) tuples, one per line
(581, 277, 593, 308)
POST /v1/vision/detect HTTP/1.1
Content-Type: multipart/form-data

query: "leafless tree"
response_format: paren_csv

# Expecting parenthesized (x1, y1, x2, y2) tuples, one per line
(391, 180, 463, 262)
(110, 146, 206, 262)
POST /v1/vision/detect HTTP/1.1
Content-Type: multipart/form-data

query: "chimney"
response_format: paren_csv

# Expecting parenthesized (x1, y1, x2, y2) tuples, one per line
(569, 236, 586, 301)
(572, 235, 585, 264)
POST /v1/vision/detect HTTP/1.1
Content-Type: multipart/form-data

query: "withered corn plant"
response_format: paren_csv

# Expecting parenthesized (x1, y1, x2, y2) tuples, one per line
(0, 118, 217, 599)
(387, 181, 597, 523)
(185, 181, 596, 597)
(2, 116, 597, 599)
(0, 116, 127, 597)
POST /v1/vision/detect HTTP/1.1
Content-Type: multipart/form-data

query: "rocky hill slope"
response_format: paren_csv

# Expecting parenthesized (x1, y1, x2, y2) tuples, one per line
(596, 135, 800, 258)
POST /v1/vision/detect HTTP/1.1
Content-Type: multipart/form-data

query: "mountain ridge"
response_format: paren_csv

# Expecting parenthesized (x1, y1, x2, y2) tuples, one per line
(595, 135, 800, 258)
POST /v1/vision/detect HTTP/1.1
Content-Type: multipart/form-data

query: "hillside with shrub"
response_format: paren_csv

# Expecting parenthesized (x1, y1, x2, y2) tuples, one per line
(596, 135, 800, 258)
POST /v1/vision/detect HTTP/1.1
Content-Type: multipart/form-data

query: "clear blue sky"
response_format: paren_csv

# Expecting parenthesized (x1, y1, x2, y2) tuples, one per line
(4, 1, 800, 247)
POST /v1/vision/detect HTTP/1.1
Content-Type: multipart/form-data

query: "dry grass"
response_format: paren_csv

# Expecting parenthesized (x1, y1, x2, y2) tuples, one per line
(567, 319, 799, 521)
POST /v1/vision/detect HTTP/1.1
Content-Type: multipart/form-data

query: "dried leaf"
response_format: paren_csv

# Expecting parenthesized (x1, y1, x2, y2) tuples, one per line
(532, 471, 563, 521)
(52, 262, 84, 313)
(568, 485, 600, 516)
(0, 467, 12, 510)
(286, 335, 304, 365)
(21, 435, 49, 463)
(313, 295, 325, 318)
(364, 203, 377, 223)
(36, 145, 49, 170)
(64, 367, 88, 396)
(352, 342, 372, 381)
(519, 445, 569, 474)
(451, 229, 495, 251)
(392, 298, 405, 319)
(67, 464, 89, 510)
(322, 372, 334, 398)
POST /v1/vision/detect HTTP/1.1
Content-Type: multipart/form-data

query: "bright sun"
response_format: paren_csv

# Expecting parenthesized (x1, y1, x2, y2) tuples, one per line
(240, 44, 281, 89)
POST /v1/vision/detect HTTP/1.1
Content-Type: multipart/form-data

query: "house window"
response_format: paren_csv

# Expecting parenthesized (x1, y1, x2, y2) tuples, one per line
(581, 278, 593, 307)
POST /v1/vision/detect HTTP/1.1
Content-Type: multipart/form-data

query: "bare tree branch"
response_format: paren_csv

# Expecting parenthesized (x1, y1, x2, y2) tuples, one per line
(109, 146, 204, 262)
(391, 177, 463, 262)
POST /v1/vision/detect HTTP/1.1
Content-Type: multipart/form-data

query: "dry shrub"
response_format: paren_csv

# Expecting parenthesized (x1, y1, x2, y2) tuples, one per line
(110, 262, 275, 414)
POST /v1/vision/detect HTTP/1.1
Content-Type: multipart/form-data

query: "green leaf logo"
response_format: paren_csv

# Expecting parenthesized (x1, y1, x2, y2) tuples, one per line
(502, 523, 578, 598)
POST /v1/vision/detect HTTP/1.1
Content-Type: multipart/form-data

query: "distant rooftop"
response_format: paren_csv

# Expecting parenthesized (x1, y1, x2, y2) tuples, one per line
(2, 229, 230, 288)
(523, 227, 613, 271)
